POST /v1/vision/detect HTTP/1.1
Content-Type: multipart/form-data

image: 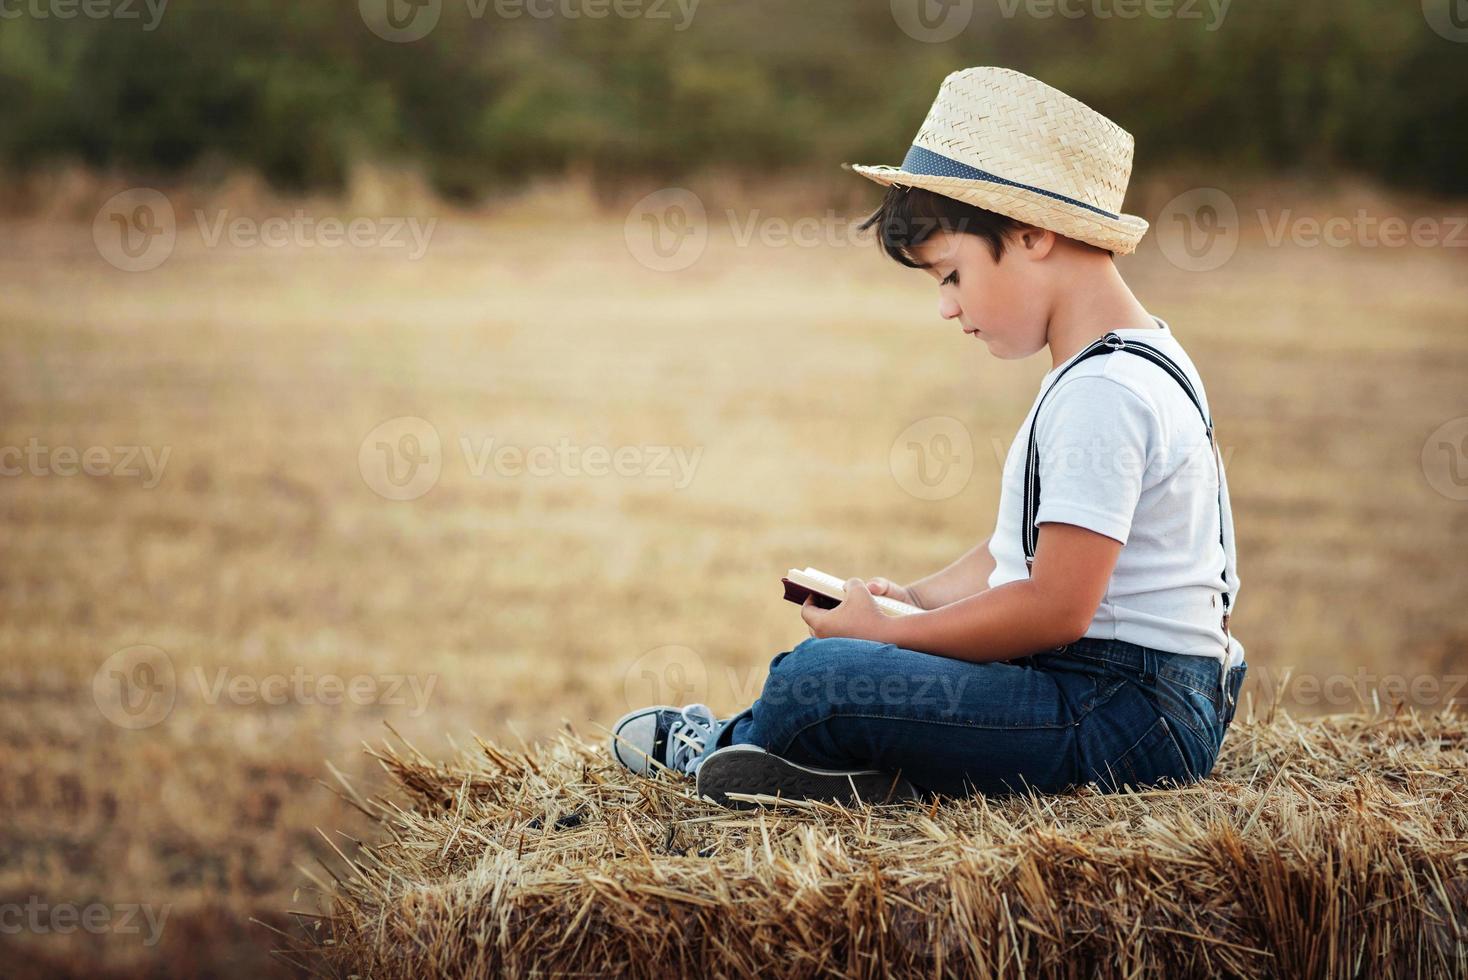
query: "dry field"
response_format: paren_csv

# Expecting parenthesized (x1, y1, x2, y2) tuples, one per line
(2, 181, 1466, 975)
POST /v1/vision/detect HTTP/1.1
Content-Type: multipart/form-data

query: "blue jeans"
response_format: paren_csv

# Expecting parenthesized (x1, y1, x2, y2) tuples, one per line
(715, 635, 1247, 799)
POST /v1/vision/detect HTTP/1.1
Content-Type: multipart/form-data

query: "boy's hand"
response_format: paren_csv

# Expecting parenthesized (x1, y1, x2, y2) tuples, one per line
(866, 577, 923, 609)
(801, 577, 894, 643)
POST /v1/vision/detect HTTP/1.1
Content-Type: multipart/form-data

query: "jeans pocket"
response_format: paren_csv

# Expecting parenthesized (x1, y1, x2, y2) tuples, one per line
(1031, 650, 1130, 719)
(1157, 679, 1225, 774)
(1105, 714, 1195, 792)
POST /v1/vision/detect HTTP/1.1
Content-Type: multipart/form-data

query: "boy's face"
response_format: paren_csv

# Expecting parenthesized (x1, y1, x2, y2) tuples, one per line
(910, 229, 1052, 360)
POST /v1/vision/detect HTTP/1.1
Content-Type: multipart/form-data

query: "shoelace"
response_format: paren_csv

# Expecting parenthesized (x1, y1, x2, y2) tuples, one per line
(667, 703, 719, 775)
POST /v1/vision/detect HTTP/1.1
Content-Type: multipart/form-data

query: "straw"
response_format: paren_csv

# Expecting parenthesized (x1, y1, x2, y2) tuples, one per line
(291, 701, 1468, 978)
(846, 67, 1151, 254)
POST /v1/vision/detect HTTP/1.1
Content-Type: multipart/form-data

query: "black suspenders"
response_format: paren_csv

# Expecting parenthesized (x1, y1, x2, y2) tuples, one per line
(1021, 331, 1233, 639)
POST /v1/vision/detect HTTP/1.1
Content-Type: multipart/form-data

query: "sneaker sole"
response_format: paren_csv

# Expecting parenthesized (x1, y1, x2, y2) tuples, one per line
(696, 744, 919, 810)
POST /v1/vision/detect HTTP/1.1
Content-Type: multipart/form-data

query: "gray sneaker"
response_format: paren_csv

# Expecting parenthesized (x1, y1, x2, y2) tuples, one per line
(695, 744, 920, 810)
(606, 703, 726, 777)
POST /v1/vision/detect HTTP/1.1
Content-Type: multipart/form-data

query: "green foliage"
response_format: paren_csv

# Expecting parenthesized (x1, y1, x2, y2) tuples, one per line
(1, 0, 1463, 196)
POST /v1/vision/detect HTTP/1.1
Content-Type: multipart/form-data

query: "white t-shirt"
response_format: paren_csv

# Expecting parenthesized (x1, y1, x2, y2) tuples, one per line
(987, 317, 1245, 676)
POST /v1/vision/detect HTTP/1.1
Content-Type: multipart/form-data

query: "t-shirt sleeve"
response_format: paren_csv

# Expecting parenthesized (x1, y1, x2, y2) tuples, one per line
(1032, 376, 1157, 545)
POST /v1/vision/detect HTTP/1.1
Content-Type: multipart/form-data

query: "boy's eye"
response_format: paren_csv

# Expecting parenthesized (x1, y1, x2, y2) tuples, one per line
(940, 270, 959, 286)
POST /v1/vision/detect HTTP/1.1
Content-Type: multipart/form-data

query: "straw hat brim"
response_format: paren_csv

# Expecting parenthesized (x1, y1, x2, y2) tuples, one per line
(846, 162, 1149, 255)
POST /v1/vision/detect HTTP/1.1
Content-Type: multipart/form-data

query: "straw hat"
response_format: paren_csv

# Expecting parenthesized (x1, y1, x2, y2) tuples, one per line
(844, 67, 1149, 254)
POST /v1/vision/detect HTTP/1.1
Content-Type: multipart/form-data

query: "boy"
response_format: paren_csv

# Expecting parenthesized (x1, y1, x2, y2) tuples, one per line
(607, 67, 1247, 808)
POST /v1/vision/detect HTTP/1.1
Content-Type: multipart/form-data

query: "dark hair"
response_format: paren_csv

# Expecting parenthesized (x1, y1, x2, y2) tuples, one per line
(857, 185, 1024, 268)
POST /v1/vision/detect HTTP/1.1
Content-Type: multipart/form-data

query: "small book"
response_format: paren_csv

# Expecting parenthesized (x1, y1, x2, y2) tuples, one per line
(780, 567, 923, 617)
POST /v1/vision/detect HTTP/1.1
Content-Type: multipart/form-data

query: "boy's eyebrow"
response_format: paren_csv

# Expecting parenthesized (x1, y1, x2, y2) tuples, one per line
(921, 245, 955, 269)
(910, 248, 943, 273)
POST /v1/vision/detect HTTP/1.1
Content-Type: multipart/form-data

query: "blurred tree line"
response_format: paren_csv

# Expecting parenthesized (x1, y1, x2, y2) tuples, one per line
(1, 0, 1464, 201)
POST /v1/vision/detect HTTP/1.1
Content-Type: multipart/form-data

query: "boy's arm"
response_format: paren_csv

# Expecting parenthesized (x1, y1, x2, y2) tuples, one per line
(811, 379, 1152, 654)
(803, 522, 1121, 662)
(888, 523, 1120, 661)
(900, 535, 997, 609)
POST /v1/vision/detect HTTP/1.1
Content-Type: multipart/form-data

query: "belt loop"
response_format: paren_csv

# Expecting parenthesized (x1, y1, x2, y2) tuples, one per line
(1140, 649, 1157, 688)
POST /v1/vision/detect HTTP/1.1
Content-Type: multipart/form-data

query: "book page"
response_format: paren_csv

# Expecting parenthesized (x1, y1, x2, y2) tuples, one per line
(790, 567, 922, 617)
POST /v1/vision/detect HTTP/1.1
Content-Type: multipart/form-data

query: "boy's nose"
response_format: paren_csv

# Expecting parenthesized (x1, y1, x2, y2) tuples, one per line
(938, 295, 962, 321)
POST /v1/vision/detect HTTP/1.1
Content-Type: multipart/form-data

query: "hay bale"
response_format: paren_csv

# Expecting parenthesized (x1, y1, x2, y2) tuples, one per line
(291, 704, 1468, 978)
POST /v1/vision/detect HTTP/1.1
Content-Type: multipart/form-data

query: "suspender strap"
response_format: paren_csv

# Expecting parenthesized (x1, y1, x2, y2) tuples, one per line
(1021, 335, 1118, 562)
(1021, 331, 1233, 643)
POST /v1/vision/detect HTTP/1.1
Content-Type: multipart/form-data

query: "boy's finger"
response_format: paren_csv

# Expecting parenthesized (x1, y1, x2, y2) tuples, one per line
(800, 594, 823, 628)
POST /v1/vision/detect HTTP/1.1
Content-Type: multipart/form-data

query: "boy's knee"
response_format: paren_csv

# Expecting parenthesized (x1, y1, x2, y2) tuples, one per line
(787, 636, 888, 663)
(762, 638, 846, 711)
(776, 636, 884, 677)
(763, 637, 892, 712)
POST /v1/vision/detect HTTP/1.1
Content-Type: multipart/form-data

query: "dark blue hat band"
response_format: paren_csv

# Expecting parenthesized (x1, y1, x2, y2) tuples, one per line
(898, 144, 1120, 220)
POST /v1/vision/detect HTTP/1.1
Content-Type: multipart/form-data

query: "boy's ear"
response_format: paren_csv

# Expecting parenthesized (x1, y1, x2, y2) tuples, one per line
(1016, 226, 1057, 259)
